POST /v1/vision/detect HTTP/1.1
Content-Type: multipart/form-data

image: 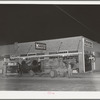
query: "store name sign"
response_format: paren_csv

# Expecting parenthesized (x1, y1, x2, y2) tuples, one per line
(84, 39, 93, 48)
(35, 42, 46, 50)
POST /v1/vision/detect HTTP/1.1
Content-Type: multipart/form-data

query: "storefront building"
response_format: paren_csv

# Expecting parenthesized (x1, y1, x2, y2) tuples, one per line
(0, 36, 100, 74)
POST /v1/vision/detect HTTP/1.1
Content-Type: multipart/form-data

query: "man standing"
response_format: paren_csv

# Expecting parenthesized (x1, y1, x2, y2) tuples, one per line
(67, 62, 72, 78)
(63, 57, 73, 78)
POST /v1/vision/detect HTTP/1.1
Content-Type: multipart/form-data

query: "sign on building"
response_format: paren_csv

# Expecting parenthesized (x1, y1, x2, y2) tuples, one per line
(35, 42, 46, 50)
(84, 39, 93, 48)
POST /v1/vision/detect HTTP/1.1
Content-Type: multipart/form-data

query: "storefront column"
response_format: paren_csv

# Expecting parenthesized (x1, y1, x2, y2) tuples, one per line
(82, 38, 85, 72)
(79, 54, 85, 73)
(79, 38, 85, 73)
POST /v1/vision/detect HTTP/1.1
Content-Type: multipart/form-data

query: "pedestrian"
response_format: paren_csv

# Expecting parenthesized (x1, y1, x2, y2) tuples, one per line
(67, 62, 72, 78)
(17, 62, 23, 76)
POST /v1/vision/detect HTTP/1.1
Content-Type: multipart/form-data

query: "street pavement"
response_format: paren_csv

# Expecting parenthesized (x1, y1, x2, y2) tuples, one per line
(0, 72, 100, 91)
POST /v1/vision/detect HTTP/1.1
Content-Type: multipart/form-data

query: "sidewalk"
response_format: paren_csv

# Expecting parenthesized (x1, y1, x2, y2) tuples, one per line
(0, 71, 100, 80)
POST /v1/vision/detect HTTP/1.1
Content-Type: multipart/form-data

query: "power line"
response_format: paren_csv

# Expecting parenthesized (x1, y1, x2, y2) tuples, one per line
(55, 5, 95, 34)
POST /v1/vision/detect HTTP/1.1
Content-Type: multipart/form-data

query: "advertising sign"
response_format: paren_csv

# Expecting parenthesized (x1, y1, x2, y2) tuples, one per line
(35, 42, 46, 50)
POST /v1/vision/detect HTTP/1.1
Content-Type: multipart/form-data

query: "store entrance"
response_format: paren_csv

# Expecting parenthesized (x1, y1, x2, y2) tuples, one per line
(85, 54, 92, 72)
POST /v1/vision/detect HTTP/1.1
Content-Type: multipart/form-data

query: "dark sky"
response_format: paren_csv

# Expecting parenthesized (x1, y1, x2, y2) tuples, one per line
(0, 4, 100, 45)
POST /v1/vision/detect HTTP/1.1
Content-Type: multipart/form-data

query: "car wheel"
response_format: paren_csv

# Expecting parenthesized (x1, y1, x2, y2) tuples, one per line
(29, 70, 35, 76)
(50, 70, 57, 78)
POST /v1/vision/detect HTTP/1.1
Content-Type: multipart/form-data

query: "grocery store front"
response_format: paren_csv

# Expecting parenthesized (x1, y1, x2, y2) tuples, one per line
(0, 36, 100, 77)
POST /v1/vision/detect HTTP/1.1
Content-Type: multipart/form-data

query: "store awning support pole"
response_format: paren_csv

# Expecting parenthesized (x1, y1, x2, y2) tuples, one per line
(27, 45, 32, 56)
(58, 42, 63, 68)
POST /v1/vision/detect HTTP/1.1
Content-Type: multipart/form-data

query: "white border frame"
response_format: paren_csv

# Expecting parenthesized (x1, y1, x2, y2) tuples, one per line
(0, 1, 100, 99)
(0, 1, 100, 5)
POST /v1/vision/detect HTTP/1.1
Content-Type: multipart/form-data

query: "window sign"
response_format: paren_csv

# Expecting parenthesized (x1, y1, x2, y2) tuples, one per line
(35, 42, 46, 50)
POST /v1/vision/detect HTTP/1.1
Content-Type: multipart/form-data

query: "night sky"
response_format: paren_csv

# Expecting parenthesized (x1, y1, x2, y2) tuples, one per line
(0, 5, 100, 45)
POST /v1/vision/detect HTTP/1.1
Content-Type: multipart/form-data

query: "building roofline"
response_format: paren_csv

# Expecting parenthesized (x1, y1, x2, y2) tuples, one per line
(0, 35, 89, 46)
(18, 35, 83, 45)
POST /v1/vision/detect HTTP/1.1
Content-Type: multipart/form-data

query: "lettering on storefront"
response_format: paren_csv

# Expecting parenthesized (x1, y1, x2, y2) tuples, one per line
(84, 39, 93, 48)
(35, 42, 46, 50)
